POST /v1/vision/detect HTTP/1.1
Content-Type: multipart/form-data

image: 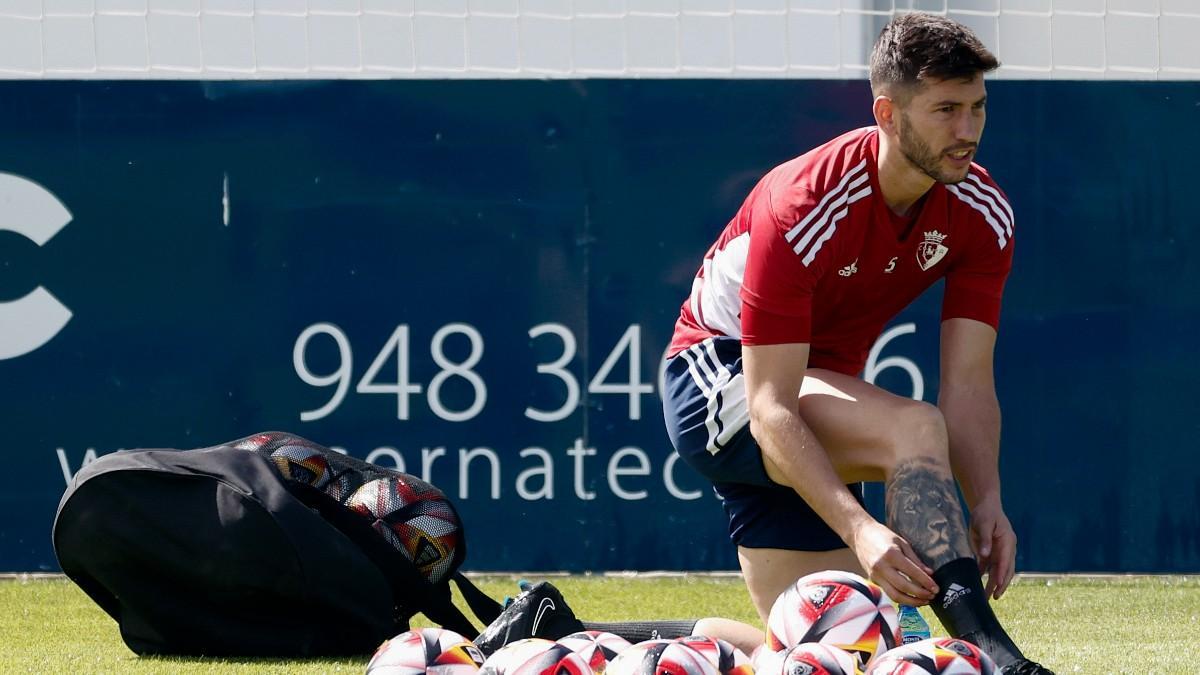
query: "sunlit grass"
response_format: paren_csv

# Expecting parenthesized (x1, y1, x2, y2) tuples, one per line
(2, 575, 1195, 674)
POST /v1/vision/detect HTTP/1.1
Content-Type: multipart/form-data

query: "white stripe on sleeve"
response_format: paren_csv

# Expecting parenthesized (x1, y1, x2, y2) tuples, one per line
(947, 184, 1008, 249)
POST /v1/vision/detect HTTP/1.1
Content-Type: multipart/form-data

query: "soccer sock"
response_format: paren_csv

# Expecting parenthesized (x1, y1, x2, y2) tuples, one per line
(581, 620, 699, 643)
(929, 557, 1024, 668)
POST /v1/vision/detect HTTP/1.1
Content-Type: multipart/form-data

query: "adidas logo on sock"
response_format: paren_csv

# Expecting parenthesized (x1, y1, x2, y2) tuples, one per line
(942, 583, 972, 609)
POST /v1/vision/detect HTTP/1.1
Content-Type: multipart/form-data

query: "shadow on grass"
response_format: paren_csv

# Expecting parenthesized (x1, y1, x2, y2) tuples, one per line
(134, 654, 364, 667)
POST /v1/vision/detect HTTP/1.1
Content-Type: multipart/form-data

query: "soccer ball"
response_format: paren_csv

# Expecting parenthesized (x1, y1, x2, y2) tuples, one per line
(232, 432, 280, 452)
(767, 570, 900, 667)
(673, 636, 753, 675)
(780, 643, 862, 675)
(865, 638, 996, 675)
(366, 628, 486, 675)
(752, 643, 860, 675)
(237, 432, 358, 500)
(479, 638, 593, 675)
(345, 476, 463, 584)
(605, 639, 719, 675)
(557, 631, 632, 673)
(750, 645, 786, 675)
(268, 443, 332, 490)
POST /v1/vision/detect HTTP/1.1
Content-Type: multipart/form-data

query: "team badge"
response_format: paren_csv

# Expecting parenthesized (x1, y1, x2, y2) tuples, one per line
(916, 230, 949, 271)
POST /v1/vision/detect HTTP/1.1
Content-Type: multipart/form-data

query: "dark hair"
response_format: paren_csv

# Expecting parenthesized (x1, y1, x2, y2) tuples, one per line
(869, 13, 999, 103)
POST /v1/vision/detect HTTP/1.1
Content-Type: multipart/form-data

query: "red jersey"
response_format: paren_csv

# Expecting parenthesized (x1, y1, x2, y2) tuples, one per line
(668, 127, 1015, 376)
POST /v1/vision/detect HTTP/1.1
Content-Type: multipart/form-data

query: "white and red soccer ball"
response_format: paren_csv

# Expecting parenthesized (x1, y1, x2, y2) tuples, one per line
(752, 643, 860, 675)
(479, 638, 594, 675)
(266, 442, 333, 490)
(345, 476, 463, 584)
(767, 570, 901, 668)
(557, 631, 632, 673)
(673, 636, 753, 675)
(866, 638, 996, 675)
(366, 628, 486, 675)
(605, 639, 719, 675)
(783, 643, 862, 675)
(749, 645, 786, 675)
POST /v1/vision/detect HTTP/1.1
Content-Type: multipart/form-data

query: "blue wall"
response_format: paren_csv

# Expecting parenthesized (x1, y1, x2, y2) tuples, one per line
(1, 80, 1196, 573)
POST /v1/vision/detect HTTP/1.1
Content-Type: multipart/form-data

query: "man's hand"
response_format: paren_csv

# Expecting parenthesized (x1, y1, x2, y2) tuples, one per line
(850, 520, 939, 605)
(969, 496, 1016, 599)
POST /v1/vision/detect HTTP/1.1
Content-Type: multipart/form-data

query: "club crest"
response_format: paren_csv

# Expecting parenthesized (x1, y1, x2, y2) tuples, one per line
(916, 230, 949, 271)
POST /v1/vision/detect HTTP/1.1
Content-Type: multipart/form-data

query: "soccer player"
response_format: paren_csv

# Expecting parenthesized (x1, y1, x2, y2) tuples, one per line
(659, 12, 1052, 675)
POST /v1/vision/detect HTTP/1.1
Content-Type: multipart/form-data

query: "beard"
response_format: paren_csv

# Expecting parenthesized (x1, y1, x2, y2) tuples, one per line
(897, 112, 972, 185)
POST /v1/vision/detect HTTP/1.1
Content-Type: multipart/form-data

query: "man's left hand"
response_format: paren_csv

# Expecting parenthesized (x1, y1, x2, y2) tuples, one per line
(969, 496, 1016, 599)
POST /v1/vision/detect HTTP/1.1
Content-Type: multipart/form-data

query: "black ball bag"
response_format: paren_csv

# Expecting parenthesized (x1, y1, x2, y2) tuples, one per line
(52, 432, 501, 657)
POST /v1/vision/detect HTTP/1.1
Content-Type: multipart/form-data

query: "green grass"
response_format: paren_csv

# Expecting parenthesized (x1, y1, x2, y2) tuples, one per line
(2, 575, 1197, 674)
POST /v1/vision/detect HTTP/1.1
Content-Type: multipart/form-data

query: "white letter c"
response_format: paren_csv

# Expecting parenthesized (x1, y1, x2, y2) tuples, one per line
(0, 173, 73, 360)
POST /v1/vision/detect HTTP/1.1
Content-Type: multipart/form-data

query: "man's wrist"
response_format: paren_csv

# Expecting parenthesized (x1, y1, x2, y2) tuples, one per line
(839, 511, 877, 547)
(969, 490, 1002, 510)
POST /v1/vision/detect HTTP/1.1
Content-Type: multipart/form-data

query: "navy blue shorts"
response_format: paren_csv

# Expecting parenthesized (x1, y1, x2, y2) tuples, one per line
(662, 336, 862, 551)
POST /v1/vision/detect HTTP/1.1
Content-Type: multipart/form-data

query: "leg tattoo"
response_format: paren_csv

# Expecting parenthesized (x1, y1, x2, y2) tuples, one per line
(885, 456, 973, 568)
(887, 460, 1030, 668)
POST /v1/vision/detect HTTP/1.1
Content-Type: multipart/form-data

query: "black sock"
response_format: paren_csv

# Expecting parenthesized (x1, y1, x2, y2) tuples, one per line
(929, 557, 1024, 668)
(581, 620, 699, 643)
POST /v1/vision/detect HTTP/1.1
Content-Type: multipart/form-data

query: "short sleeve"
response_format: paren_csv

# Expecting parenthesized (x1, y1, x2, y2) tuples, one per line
(740, 186, 824, 345)
(942, 226, 1015, 329)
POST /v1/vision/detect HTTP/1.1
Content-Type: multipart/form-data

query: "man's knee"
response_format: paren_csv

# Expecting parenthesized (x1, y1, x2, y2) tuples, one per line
(888, 400, 949, 459)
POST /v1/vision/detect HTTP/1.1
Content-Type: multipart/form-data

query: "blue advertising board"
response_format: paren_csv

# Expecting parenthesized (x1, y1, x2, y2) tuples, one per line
(1, 80, 1197, 573)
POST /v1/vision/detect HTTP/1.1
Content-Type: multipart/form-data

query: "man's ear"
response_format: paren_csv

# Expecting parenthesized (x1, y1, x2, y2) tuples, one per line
(873, 95, 897, 134)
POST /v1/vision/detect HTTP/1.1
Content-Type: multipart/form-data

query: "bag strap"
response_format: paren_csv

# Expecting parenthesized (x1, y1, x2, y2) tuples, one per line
(416, 583, 482, 638)
(409, 573, 503, 639)
(452, 572, 504, 625)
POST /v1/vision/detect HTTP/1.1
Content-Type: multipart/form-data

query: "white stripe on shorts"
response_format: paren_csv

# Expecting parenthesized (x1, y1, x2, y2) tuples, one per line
(681, 339, 751, 456)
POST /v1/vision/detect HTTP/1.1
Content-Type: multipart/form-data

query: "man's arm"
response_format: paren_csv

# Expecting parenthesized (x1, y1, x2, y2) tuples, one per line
(938, 317, 1015, 599)
(743, 342, 937, 604)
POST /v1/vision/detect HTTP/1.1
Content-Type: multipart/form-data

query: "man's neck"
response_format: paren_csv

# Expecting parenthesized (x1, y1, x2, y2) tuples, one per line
(877, 132, 935, 217)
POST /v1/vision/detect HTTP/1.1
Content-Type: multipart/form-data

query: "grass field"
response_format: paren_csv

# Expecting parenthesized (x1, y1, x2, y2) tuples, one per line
(2, 574, 1197, 674)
